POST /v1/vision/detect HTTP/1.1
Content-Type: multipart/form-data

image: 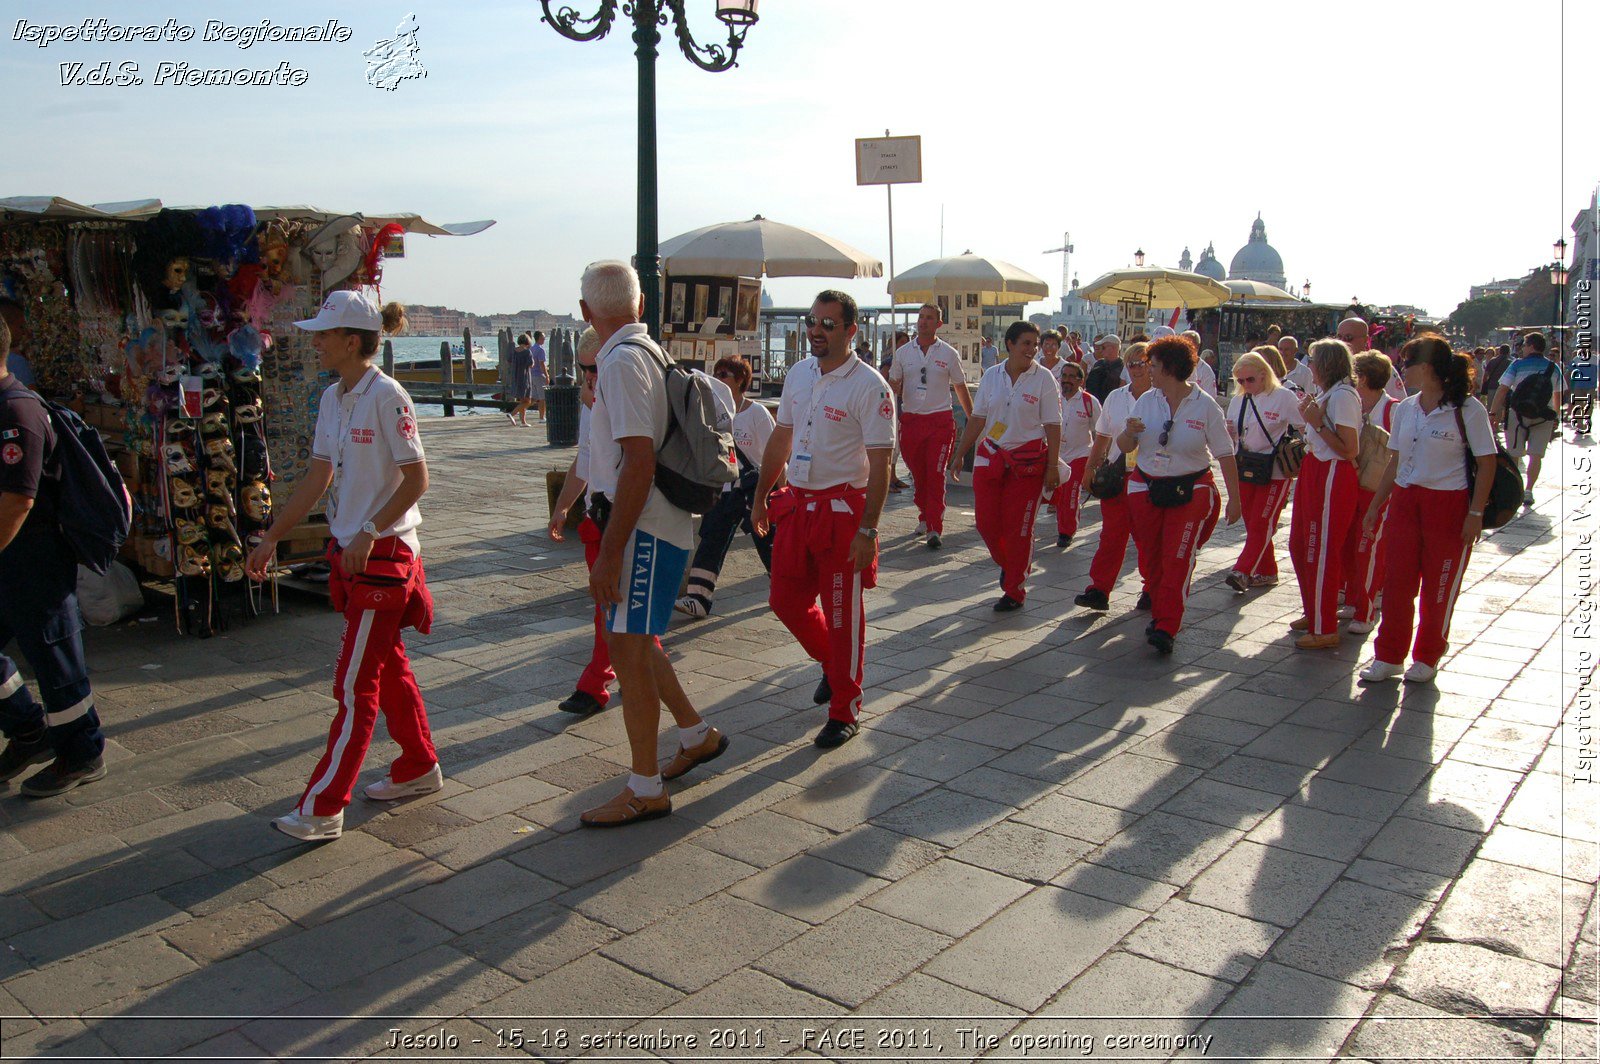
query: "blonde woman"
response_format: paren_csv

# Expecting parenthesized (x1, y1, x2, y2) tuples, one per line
(1288, 339, 1362, 649)
(1224, 351, 1305, 591)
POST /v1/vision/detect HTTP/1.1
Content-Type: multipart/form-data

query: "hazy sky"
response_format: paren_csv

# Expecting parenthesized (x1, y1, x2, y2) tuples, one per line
(6, 0, 1595, 321)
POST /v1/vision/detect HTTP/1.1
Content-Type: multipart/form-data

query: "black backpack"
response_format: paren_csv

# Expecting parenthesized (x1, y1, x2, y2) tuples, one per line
(1509, 362, 1558, 422)
(1085, 358, 1123, 403)
(2, 389, 132, 574)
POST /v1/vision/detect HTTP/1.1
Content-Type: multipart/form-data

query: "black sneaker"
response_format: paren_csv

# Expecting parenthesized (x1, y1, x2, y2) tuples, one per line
(1056, 533, 1073, 549)
(1074, 588, 1110, 612)
(813, 675, 832, 705)
(20, 755, 106, 798)
(993, 594, 1023, 613)
(1136, 590, 1153, 611)
(1147, 629, 1175, 655)
(926, 532, 942, 550)
(0, 730, 52, 784)
(814, 719, 859, 748)
(557, 690, 606, 715)
(1224, 570, 1249, 593)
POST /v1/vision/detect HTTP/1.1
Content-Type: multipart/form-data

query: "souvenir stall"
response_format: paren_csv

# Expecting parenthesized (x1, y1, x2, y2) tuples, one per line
(661, 274, 762, 375)
(0, 198, 490, 637)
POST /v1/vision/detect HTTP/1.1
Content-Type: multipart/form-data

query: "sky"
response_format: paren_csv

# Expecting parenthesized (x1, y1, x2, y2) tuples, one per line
(5, 0, 1596, 323)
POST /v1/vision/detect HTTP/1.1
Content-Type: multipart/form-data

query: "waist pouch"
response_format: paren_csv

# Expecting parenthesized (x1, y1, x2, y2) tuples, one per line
(1141, 469, 1206, 509)
(587, 491, 613, 532)
(983, 438, 1048, 478)
(327, 541, 431, 631)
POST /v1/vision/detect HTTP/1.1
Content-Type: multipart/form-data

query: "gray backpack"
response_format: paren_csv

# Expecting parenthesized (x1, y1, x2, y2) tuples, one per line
(621, 339, 738, 514)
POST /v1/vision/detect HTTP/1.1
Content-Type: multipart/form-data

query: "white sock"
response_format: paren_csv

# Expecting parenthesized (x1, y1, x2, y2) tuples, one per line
(679, 720, 711, 749)
(628, 772, 664, 798)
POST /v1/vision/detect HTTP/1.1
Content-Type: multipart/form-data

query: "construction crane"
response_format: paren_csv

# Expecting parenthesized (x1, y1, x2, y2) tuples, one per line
(1042, 231, 1073, 310)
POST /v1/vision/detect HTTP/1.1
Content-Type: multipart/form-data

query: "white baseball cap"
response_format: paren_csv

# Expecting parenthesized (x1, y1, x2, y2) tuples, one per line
(294, 289, 381, 332)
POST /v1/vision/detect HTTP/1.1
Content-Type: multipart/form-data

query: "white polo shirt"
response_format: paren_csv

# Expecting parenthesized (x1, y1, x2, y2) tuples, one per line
(888, 337, 965, 416)
(1367, 393, 1398, 434)
(1381, 358, 1409, 402)
(311, 367, 425, 552)
(1096, 384, 1148, 461)
(1284, 360, 1316, 393)
(1390, 395, 1496, 491)
(1058, 388, 1101, 464)
(1127, 385, 1234, 481)
(971, 361, 1061, 459)
(1227, 387, 1304, 480)
(588, 324, 693, 549)
(574, 403, 593, 485)
(1307, 383, 1362, 463)
(1039, 357, 1066, 384)
(1194, 358, 1218, 401)
(776, 355, 896, 490)
(730, 400, 774, 487)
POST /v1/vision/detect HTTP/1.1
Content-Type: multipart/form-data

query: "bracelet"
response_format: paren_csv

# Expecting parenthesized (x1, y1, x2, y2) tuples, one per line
(1468, 509, 1484, 517)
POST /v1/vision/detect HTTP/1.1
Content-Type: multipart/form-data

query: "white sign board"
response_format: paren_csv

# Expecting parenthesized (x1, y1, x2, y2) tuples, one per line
(856, 136, 923, 186)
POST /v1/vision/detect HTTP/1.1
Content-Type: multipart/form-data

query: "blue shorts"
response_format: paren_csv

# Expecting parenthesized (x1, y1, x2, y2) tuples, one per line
(605, 527, 689, 637)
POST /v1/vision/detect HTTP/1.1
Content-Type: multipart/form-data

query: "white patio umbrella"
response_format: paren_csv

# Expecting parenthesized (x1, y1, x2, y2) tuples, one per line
(888, 251, 1050, 305)
(1076, 267, 1231, 309)
(659, 215, 882, 278)
(1223, 278, 1302, 303)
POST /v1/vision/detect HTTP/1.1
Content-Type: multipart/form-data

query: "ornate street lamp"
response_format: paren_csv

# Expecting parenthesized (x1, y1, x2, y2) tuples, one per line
(1553, 238, 1569, 341)
(1302, 279, 1311, 302)
(539, 0, 759, 337)
(1134, 248, 1145, 267)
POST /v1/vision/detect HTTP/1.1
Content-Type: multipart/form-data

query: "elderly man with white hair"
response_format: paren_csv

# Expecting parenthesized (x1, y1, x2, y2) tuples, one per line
(1179, 329, 1217, 400)
(1279, 334, 1314, 392)
(577, 260, 728, 826)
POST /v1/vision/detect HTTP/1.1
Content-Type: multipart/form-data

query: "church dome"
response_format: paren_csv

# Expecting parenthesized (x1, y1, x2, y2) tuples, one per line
(1194, 241, 1226, 282)
(1228, 215, 1286, 288)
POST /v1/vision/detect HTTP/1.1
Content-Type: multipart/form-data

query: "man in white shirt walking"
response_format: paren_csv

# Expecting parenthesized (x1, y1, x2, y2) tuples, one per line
(887, 303, 972, 549)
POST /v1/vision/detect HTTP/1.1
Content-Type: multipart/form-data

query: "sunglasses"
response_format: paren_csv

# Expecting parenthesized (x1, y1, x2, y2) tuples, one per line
(714, 370, 738, 380)
(1159, 419, 1174, 447)
(804, 314, 844, 330)
(579, 363, 598, 376)
(1125, 359, 1149, 368)
(1235, 374, 1258, 384)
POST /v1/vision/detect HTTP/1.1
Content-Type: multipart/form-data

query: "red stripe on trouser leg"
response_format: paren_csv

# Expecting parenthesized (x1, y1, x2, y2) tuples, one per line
(1289, 454, 1359, 636)
(1234, 478, 1291, 577)
(1087, 491, 1152, 595)
(1341, 486, 1388, 624)
(901, 410, 954, 534)
(1126, 477, 1221, 635)
(1053, 456, 1089, 537)
(973, 456, 1044, 602)
(578, 517, 615, 703)
(1373, 485, 1473, 668)
(768, 489, 874, 723)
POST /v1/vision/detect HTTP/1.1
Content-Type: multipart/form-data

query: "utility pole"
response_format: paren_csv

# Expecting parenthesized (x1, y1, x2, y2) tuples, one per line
(1042, 230, 1073, 314)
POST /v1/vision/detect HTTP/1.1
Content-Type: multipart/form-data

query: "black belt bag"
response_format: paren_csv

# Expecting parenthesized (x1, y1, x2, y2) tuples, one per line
(1144, 469, 1205, 508)
(586, 491, 613, 532)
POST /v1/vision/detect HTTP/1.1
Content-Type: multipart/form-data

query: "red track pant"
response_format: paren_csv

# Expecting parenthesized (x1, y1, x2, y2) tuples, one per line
(1289, 454, 1359, 636)
(900, 410, 955, 534)
(1342, 486, 1389, 624)
(298, 537, 437, 818)
(769, 486, 876, 723)
(973, 442, 1046, 602)
(576, 515, 660, 703)
(1233, 478, 1292, 578)
(1373, 485, 1473, 667)
(1126, 473, 1221, 636)
(1087, 490, 1151, 596)
(1052, 457, 1089, 538)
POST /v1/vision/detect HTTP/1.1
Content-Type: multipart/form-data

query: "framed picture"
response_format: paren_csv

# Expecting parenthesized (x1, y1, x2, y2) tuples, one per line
(735, 280, 761, 333)
(693, 284, 710, 325)
(714, 338, 738, 361)
(967, 315, 979, 331)
(966, 292, 978, 309)
(937, 295, 950, 324)
(717, 286, 733, 326)
(670, 283, 686, 324)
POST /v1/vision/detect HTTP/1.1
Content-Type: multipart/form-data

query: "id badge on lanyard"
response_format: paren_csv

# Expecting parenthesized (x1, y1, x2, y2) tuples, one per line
(795, 360, 857, 482)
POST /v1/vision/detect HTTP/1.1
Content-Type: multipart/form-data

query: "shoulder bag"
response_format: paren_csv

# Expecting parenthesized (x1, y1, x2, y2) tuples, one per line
(1234, 397, 1279, 486)
(1453, 405, 1522, 530)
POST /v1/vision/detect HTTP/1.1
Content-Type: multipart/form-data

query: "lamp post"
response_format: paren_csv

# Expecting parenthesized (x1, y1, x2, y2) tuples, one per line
(1554, 238, 1569, 348)
(1302, 279, 1312, 302)
(1134, 247, 1146, 267)
(538, 0, 759, 338)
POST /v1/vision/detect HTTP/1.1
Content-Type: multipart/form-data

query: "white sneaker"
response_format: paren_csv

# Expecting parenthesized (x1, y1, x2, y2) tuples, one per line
(1404, 661, 1437, 683)
(1337, 604, 1355, 620)
(1347, 619, 1375, 635)
(364, 763, 444, 802)
(273, 810, 343, 841)
(914, 522, 928, 536)
(1359, 659, 1404, 683)
(673, 596, 709, 619)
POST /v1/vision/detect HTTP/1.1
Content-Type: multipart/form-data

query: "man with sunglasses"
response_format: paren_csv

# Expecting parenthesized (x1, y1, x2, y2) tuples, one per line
(752, 291, 895, 748)
(887, 303, 972, 549)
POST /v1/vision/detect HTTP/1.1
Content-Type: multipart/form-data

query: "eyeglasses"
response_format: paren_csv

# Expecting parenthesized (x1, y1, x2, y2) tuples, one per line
(579, 363, 598, 376)
(1235, 374, 1258, 385)
(1159, 419, 1174, 447)
(714, 370, 738, 381)
(1125, 359, 1148, 368)
(804, 314, 844, 330)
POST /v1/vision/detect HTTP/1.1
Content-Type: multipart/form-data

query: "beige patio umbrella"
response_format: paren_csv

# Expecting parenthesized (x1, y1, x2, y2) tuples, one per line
(660, 215, 882, 278)
(888, 251, 1050, 305)
(1076, 267, 1231, 309)
(1223, 278, 1302, 303)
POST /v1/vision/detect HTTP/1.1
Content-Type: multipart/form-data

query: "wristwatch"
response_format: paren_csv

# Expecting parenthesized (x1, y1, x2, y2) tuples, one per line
(858, 527, 879, 540)
(360, 521, 378, 536)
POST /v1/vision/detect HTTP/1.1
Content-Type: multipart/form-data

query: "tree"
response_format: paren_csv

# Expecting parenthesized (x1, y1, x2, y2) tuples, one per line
(1446, 293, 1514, 344)
(1510, 269, 1560, 330)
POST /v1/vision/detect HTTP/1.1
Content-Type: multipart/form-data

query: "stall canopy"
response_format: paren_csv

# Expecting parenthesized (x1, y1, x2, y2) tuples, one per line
(0, 196, 114, 222)
(660, 215, 881, 279)
(1223, 278, 1302, 303)
(1076, 267, 1231, 309)
(889, 252, 1050, 306)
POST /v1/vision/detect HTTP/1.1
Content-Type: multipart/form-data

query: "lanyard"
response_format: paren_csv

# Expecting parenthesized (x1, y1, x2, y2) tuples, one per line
(799, 357, 860, 454)
(329, 369, 378, 522)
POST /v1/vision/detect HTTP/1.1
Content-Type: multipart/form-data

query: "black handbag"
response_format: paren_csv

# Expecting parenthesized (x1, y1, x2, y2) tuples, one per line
(1235, 397, 1278, 485)
(1454, 406, 1523, 530)
(1088, 453, 1127, 500)
(1145, 469, 1205, 508)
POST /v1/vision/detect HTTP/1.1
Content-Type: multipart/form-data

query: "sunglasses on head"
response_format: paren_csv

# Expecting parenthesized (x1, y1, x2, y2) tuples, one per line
(804, 313, 844, 330)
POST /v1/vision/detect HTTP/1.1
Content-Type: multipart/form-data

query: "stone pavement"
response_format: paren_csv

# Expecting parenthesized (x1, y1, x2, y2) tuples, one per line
(0, 413, 1594, 1062)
